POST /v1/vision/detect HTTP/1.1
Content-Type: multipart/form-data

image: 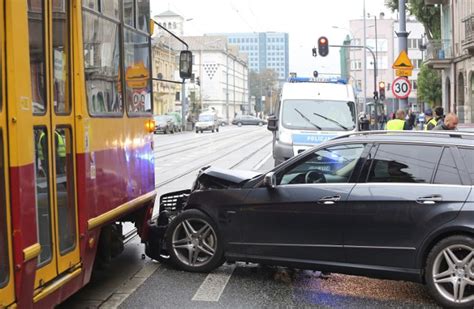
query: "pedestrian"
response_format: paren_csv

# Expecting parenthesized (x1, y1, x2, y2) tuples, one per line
(433, 113, 458, 131)
(434, 106, 444, 126)
(404, 111, 416, 130)
(386, 109, 406, 131)
(424, 108, 437, 130)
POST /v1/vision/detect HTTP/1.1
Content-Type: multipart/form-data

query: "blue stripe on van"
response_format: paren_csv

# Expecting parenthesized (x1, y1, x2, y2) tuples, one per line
(292, 134, 337, 145)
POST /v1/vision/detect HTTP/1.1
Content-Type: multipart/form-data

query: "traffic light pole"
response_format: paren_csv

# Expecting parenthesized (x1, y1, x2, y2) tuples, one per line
(330, 44, 379, 129)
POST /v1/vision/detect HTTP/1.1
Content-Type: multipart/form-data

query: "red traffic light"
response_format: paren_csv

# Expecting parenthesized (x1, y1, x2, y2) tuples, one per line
(318, 36, 329, 57)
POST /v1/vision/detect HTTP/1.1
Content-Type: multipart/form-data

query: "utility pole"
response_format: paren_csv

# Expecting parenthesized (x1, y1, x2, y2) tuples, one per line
(363, 0, 367, 109)
(396, 0, 409, 110)
(374, 14, 379, 129)
(225, 44, 229, 121)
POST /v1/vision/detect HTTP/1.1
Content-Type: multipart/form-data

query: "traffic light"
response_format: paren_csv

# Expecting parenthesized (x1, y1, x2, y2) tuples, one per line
(318, 36, 329, 57)
(379, 81, 386, 101)
(196, 77, 200, 86)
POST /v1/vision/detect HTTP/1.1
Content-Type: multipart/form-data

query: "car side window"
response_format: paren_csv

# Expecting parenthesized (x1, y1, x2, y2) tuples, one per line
(433, 148, 462, 185)
(459, 148, 474, 184)
(278, 144, 365, 185)
(367, 144, 442, 183)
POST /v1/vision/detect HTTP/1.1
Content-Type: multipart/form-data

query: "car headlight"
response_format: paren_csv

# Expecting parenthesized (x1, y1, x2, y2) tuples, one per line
(279, 131, 293, 144)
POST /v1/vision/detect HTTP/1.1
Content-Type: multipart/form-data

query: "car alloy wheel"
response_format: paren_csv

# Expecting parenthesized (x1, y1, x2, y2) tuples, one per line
(237, 122, 242, 127)
(166, 209, 224, 272)
(258, 122, 263, 126)
(426, 236, 474, 308)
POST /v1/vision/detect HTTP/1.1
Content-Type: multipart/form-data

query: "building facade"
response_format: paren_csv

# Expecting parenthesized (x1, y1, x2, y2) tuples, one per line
(344, 16, 424, 113)
(153, 10, 184, 36)
(151, 38, 178, 115)
(213, 32, 289, 82)
(180, 36, 250, 120)
(425, 0, 474, 124)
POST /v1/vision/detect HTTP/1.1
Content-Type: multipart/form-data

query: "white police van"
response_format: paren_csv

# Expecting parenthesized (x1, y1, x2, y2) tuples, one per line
(267, 77, 358, 166)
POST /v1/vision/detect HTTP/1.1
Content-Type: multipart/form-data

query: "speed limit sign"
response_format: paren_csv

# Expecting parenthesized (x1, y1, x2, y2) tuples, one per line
(392, 77, 411, 99)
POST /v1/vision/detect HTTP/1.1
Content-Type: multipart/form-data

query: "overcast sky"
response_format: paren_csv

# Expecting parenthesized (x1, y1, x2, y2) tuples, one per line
(151, 0, 397, 77)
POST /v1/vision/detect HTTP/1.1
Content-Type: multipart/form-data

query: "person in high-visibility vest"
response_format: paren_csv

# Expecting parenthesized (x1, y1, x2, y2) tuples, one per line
(386, 109, 406, 130)
(424, 108, 437, 131)
(38, 130, 66, 174)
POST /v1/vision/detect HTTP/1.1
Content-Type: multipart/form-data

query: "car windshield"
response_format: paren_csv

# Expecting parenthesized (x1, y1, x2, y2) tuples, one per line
(282, 99, 356, 131)
(154, 116, 168, 122)
(199, 115, 214, 121)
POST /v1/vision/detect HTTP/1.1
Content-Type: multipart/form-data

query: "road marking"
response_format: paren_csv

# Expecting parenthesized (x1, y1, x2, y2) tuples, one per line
(254, 152, 272, 171)
(192, 264, 235, 302)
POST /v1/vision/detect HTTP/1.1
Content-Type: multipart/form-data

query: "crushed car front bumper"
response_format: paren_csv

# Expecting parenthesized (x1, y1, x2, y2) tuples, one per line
(145, 189, 191, 261)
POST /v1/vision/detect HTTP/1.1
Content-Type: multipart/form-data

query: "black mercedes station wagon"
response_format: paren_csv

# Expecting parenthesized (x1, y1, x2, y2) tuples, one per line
(146, 131, 474, 308)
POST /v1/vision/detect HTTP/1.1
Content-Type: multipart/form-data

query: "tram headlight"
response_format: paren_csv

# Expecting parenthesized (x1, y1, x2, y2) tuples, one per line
(145, 119, 155, 133)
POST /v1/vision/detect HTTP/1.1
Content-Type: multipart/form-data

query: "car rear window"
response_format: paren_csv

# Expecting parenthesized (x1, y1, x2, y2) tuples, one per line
(433, 148, 462, 185)
(459, 148, 474, 184)
(367, 144, 442, 183)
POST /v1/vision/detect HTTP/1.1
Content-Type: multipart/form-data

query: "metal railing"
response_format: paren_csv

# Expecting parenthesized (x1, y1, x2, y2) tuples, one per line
(425, 40, 453, 61)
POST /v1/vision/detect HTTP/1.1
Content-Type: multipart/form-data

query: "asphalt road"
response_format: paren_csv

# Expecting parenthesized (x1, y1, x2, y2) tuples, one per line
(62, 125, 441, 308)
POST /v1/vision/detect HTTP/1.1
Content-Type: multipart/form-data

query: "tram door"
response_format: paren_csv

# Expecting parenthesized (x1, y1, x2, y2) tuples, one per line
(0, 1, 15, 306)
(29, 0, 80, 287)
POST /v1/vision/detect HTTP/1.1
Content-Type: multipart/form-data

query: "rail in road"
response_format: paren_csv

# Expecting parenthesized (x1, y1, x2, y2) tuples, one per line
(154, 129, 262, 160)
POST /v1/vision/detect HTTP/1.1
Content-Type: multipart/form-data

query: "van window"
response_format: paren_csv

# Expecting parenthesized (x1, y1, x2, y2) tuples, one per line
(282, 99, 356, 131)
(199, 114, 214, 122)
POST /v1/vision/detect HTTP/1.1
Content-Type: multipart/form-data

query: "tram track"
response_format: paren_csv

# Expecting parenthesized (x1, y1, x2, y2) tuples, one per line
(154, 129, 259, 159)
(155, 131, 268, 188)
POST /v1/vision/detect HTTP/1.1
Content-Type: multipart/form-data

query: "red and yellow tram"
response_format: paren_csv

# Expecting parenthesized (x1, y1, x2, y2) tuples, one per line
(0, 0, 162, 307)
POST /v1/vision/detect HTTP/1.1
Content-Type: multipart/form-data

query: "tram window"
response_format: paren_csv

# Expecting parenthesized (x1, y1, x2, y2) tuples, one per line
(123, 0, 135, 27)
(124, 29, 151, 114)
(101, 0, 120, 19)
(53, 0, 71, 115)
(28, 0, 47, 115)
(83, 11, 123, 116)
(54, 128, 76, 255)
(34, 127, 53, 266)
(137, 0, 149, 33)
(0, 132, 10, 288)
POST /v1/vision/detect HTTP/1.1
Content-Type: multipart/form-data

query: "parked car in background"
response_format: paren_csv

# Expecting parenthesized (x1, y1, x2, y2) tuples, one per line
(196, 112, 219, 133)
(154, 115, 175, 134)
(218, 117, 228, 126)
(146, 130, 474, 309)
(232, 115, 267, 126)
(167, 112, 182, 132)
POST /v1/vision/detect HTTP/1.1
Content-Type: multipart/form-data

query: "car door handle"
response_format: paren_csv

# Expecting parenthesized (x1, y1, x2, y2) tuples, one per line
(318, 195, 341, 205)
(416, 195, 443, 205)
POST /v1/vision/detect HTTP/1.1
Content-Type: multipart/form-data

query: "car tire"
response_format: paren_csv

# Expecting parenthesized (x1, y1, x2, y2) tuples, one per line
(237, 122, 242, 127)
(258, 122, 263, 126)
(425, 235, 474, 308)
(165, 209, 224, 273)
(200, 130, 203, 133)
(212, 129, 215, 133)
(196, 130, 199, 133)
(216, 127, 219, 132)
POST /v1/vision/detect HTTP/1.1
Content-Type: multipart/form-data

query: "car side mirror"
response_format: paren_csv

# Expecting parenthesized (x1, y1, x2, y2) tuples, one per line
(263, 172, 277, 189)
(267, 115, 278, 131)
(179, 50, 193, 79)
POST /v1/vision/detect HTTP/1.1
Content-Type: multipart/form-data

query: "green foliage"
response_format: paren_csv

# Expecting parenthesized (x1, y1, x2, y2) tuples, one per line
(249, 69, 279, 99)
(385, 0, 441, 39)
(417, 64, 442, 106)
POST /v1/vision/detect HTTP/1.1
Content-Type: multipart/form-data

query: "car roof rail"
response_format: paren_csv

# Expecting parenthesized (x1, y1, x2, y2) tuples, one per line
(332, 130, 474, 141)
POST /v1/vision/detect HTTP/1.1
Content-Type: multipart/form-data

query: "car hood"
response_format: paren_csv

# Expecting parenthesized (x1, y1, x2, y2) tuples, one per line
(193, 166, 261, 190)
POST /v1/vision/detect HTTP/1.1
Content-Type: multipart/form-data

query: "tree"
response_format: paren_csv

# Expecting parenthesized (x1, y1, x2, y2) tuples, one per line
(249, 69, 279, 113)
(385, 0, 441, 40)
(417, 64, 442, 106)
